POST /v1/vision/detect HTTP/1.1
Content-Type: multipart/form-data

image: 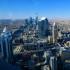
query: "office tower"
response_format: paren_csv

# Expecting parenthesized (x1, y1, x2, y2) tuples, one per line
(52, 22, 55, 43)
(0, 27, 13, 62)
(50, 56, 57, 70)
(38, 18, 50, 38)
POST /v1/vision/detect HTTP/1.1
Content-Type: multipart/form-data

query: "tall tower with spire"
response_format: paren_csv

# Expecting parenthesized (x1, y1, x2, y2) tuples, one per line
(52, 22, 55, 43)
(0, 26, 13, 62)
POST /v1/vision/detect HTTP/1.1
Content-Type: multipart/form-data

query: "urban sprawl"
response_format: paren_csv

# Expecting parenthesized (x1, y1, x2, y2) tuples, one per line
(0, 17, 70, 70)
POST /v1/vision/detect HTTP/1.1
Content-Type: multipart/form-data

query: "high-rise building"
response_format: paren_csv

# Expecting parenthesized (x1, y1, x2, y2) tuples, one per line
(38, 18, 50, 38)
(0, 27, 13, 62)
(50, 56, 57, 70)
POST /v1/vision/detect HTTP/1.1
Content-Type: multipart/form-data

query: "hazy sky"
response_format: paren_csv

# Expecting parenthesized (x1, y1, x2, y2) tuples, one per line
(0, 0, 70, 19)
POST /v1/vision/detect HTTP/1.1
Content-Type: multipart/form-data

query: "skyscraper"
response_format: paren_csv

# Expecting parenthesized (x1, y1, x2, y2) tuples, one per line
(0, 27, 13, 62)
(38, 17, 50, 38)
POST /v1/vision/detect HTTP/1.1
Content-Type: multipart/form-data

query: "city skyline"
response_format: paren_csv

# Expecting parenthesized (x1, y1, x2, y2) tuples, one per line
(0, 0, 70, 19)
